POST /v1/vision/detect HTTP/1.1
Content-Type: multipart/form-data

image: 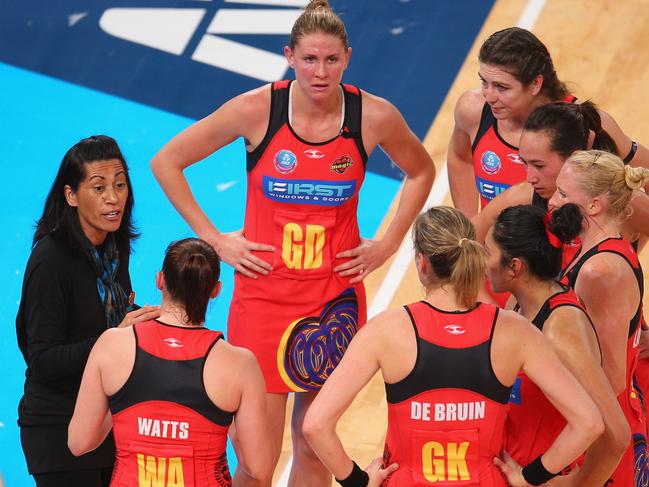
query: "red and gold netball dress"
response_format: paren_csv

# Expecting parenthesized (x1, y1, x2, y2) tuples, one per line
(505, 287, 590, 470)
(109, 320, 233, 487)
(382, 301, 510, 486)
(561, 238, 649, 486)
(228, 80, 368, 393)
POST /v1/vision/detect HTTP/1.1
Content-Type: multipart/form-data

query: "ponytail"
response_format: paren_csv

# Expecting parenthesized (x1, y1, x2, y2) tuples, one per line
(413, 206, 486, 308)
(162, 238, 221, 326)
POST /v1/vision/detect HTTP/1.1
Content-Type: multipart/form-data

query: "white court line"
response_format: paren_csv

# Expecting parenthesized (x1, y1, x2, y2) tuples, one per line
(276, 1, 546, 483)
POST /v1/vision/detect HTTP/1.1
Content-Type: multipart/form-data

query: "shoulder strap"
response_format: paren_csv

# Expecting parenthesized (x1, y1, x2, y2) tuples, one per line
(340, 83, 368, 164)
(471, 102, 495, 153)
(247, 81, 290, 172)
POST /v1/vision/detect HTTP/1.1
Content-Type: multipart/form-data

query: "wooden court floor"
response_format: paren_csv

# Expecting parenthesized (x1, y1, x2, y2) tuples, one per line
(274, 0, 649, 484)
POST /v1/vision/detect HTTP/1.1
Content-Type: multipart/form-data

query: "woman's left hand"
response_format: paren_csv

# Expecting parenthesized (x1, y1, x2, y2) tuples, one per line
(334, 238, 393, 283)
(365, 457, 399, 487)
(493, 451, 532, 487)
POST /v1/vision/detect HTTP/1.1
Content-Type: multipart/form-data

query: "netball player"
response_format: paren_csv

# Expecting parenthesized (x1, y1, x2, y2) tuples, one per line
(553, 150, 649, 485)
(303, 206, 603, 487)
(486, 204, 629, 485)
(150, 1, 435, 484)
(68, 238, 273, 486)
(448, 27, 648, 216)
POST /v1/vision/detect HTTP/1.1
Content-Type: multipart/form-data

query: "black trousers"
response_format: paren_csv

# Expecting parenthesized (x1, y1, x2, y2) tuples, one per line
(33, 467, 112, 487)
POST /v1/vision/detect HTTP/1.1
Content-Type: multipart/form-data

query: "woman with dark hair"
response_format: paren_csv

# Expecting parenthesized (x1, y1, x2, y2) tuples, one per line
(448, 26, 648, 216)
(552, 150, 649, 485)
(16, 135, 160, 487)
(304, 206, 603, 487)
(485, 204, 629, 485)
(471, 101, 649, 245)
(69, 238, 273, 487)
(151, 0, 435, 483)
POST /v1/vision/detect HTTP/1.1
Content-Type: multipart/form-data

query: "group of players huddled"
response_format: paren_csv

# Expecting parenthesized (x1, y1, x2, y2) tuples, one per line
(16, 1, 649, 486)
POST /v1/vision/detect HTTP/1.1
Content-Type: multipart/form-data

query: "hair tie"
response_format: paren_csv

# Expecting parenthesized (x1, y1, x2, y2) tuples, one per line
(458, 237, 469, 248)
(543, 211, 563, 249)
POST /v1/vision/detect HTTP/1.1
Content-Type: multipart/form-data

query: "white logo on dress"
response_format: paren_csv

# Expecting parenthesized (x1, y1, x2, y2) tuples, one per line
(444, 324, 466, 335)
(164, 338, 184, 348)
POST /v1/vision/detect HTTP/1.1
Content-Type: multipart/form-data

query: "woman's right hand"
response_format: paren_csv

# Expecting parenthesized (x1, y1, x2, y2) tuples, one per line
(209, 229, 274, 278)
(493, 451, 532, 487)
(366, 457, 399, 487)
(118, 305, 161, 328)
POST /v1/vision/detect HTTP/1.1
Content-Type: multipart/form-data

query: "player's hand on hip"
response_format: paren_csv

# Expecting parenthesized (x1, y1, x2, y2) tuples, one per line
(118, 305, 161, 328)
(366, 457, 398, 487)
(212, 229, 274, 279)
(493, 451, 532, 487)
(334, 238, 391, 283)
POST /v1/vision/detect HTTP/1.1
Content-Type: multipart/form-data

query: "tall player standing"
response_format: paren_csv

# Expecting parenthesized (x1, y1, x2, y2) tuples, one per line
(150, 1, 435, 485)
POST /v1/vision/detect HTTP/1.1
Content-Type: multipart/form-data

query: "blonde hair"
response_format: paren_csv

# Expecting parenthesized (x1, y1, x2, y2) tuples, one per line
(289, 0, 349, 50)
(565, 150, 649, 217)
(413, 206, 486, 308)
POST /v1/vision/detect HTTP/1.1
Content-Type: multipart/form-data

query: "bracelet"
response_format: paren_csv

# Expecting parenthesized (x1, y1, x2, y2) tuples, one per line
(336, 461, 369, 487)
(522, 455, 559, 486)
(623, 140, 638, 164)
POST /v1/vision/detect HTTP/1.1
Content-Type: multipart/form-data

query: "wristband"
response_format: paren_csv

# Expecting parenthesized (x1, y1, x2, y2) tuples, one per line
(522, 455, 559, 486)
(336, 461, 369, 487)
(623, 141, 638, 164)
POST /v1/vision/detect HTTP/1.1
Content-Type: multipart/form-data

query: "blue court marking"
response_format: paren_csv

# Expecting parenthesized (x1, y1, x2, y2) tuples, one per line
(0, 0, 493, 179)
(0, 61, 399, 486)
(0, 1, 494, 484)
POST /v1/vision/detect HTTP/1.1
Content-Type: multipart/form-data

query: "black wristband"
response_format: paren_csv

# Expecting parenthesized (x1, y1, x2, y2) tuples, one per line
(336, 461, 369, 487)
(522, 455, 559, 486)
(623, 140, 638, 164)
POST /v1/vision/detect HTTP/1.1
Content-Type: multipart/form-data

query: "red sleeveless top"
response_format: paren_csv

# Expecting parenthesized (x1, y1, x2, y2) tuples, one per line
(382, 302, 510, 486)
(109, 321, 234, 487)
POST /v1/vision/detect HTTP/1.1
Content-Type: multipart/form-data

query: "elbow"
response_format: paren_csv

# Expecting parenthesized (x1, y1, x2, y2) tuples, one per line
(582, 412, 605, 447)
(610, 419, 632, 457)
(67, 431, 89, 457)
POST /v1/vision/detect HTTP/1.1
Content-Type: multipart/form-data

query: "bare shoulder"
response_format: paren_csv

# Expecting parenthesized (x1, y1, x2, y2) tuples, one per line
(359, 90, 401, 126)
(364, 306, 411, 334)
(92, 326, 135, 364)
(578, 252, 632, 286)
(543, 306, 590, 342)
(454, 89, 485, 131)
(222, 83, 271, 122)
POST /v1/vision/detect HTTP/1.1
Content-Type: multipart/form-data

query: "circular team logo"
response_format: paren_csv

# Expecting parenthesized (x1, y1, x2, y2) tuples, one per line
(274, 149, 298, 174)
(481, 150, 501, 175)
(277, 289, 359, 391)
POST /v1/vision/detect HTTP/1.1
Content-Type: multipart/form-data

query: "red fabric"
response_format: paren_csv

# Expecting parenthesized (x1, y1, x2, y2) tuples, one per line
(229, 81, 368, 393)
(110, 322, 231, 487)
(383, 303, 508, 486)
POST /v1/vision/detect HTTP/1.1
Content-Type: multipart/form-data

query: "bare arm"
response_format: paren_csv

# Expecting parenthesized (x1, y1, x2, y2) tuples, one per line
(303, 311, 401, 485)
(335, 94, 435, 283)
(150, 87, 274, 278)
(471, 182, 534, 243)
(230, 350, 273, 487)
(68, 330, 120, 456)
(600, 109, 649, 170)
(448, 90, 483, 217)
(544, 307, 629, 486)
(493, 312, 603, 484)
(574, 255, 639, 395)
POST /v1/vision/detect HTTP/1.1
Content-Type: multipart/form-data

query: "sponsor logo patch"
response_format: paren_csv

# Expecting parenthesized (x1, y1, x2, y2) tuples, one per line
(480, 150, 501, 175)
(274, 149, 298, 174)
(330, 155, 353, 174)
(263, 176, 356, 206)
(509, 377, 522, 405)
(477, 177, 510, 201)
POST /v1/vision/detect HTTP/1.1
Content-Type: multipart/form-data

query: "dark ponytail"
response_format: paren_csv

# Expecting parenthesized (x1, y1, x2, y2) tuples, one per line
(493, 204, 582, 280)
(162, 238, 221, 326)
(524, 101, 619, 159)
